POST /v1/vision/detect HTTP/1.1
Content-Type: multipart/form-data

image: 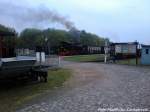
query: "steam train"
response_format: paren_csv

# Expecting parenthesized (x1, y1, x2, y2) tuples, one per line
(58, 42, 104, 56)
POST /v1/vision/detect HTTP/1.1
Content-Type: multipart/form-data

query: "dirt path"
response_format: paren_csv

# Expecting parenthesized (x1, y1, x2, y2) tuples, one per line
(17, 61, 150, 112)
(63, 62, 105, 88)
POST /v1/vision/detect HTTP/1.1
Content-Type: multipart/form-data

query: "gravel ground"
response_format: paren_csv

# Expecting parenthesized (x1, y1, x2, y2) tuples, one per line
(17, 61, 150, 112)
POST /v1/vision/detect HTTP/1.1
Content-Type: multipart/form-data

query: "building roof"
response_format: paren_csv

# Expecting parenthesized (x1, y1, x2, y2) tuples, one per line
(141, 44, 150, 47)
(0, 30, 16, 36)
(110, 42, 138, 46)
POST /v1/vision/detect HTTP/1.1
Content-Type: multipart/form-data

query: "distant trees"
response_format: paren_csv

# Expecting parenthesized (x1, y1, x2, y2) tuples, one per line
(43, 29, 73, 47)
(79, 30, 105, 46)
(19, 28, 106, 48)
(0, 24, 107, 50)
(18, 28, 43, 48)
(0, 24, 18, 49)
(0, 24, 16, 33)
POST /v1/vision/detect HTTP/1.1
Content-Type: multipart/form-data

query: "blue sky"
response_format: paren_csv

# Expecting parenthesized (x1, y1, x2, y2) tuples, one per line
(0, 0, 150, 44)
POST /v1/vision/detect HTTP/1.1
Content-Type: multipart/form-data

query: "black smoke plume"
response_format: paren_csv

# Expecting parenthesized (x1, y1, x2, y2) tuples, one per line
(0, 2, 76, 31)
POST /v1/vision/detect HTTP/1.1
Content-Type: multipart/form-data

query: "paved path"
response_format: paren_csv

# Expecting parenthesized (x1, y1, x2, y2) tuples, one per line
(17, 61, 150, 112)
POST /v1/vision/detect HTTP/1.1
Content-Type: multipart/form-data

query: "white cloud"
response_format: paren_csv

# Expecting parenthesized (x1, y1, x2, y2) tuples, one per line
(14, 0, 124, 12)
(0, 0, 150, 44)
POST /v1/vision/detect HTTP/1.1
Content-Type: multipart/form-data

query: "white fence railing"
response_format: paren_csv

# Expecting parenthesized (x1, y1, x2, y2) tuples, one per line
(34, 55, 60, 67)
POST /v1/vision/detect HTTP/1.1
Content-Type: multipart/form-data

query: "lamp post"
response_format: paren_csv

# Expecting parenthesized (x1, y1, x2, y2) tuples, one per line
(104, 39, 108, 63)
(45, 37, 48, 54)
(45, 37, 50, 55)
(135, 41, 139, 66)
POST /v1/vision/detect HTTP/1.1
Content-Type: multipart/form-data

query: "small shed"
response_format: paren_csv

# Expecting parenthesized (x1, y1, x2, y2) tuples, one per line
(110, 42, 138, 59)
(141, 45, 150, 65)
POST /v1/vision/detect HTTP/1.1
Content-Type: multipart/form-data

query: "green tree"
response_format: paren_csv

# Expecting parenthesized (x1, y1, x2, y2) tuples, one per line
(19, 28, 43, 48)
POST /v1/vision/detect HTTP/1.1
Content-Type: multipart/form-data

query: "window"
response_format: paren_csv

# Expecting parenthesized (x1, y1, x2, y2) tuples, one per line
(145, 49, 149, 54)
